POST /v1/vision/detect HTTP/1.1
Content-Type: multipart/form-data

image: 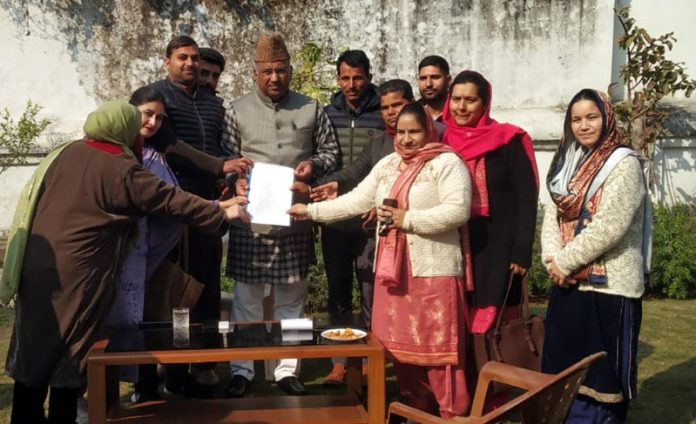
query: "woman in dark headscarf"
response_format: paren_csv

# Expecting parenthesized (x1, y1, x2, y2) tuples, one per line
(2, 101, 248, 423)
(542, 89, 649, 423)
(442, 70, 539, 339)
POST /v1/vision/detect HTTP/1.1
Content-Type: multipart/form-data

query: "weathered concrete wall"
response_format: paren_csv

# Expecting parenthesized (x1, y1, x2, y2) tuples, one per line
(1, 0, 613, 131)
(1, 0, 695, 229)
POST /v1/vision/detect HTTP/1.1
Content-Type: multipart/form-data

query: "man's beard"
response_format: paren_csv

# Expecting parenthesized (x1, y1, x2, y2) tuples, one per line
(424, 89, 447, 103)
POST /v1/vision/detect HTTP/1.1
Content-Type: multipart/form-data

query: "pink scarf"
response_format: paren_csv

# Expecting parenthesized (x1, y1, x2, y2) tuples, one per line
(376, 111, 455, 287)
(442, 71, 539, 217)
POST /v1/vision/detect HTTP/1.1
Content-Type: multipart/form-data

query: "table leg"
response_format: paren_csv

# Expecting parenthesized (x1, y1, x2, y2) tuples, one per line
(106, 365, 119, 409)
(263, 288, 276, 381)
(366, 350, 385, 424)
(346, 356, 362, 399)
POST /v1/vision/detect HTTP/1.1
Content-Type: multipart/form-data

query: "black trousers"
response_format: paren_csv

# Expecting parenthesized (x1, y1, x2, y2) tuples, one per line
(11, 381, 79, 424)
(167, 228, 223, 381)
(321, 227, 375, 327)
(187, 227, 222, 323)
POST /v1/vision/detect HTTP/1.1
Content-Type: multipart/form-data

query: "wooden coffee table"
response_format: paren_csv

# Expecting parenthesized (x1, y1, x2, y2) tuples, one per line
(87, 321, 385, 423)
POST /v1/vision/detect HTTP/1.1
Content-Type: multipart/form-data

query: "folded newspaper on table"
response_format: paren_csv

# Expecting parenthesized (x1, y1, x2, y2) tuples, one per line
(280, 318, 313, 331)
(247, 162, 294, 227)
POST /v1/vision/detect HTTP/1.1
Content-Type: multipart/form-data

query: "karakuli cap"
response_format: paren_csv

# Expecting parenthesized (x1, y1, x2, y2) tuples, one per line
(255, 33, 290, 62)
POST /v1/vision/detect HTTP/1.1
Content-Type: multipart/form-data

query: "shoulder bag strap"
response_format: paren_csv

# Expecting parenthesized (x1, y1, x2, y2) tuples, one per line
(492, 272, 516, 334)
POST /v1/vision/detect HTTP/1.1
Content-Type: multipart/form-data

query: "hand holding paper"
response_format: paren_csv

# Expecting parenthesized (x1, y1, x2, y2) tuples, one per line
(294, 160, 313, 182)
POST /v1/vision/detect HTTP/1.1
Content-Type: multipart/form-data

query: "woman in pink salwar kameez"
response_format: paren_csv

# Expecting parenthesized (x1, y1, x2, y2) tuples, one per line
(290, 103, 473, 418)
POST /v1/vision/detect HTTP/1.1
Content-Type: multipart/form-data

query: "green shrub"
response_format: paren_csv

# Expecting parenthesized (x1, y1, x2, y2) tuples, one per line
(531, 203, 696, 299)
(0, 100, 51, 174)
(289, 43, 337, 106)
(649, 203, 696, 299)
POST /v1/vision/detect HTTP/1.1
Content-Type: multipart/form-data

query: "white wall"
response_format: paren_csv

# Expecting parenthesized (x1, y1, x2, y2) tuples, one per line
(629, 0, 696, 100)
(1, 0, 693, 139)
(0, 5, 96, 141)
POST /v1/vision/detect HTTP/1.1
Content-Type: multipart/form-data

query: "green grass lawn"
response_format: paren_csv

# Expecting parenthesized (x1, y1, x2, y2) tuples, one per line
(0, 299, 694, 423)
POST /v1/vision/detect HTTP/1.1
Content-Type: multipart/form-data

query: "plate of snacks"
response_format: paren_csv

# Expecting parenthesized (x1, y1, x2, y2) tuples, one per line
(320, 327, 367, 342)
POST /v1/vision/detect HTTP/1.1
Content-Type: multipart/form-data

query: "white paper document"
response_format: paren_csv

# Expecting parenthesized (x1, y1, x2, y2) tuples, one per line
(246, 162, 294, 227)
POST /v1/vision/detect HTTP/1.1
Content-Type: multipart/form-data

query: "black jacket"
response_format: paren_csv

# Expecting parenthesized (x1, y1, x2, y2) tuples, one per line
(148, 79, 225, 198)
(328, 131, 394, 195)
(324, 85, 385, 170)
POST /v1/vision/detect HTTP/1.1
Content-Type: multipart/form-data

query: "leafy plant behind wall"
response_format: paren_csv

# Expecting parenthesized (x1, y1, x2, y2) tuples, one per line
(0, 101, 51, 175)
(289, 42, 337, 106)
(612, 7, 696, 191)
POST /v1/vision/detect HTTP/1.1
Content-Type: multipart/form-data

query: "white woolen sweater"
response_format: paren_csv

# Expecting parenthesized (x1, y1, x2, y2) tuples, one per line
(307, 151, 472, 277)
(541, 155, 646, 298)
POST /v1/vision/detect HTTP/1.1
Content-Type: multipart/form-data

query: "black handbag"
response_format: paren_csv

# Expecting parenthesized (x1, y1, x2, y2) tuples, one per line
(473, 274, 545, 372)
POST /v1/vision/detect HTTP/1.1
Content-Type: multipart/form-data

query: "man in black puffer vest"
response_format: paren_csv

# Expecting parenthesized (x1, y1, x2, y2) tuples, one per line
(148, 36, 250, 396)
(319, 50, 385, 384)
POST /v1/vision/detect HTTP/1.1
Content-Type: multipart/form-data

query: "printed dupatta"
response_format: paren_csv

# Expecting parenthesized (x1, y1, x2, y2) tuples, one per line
(442, 71, 539, 218)
(547, 90, 632, 282)
(547, 90, 629, 221)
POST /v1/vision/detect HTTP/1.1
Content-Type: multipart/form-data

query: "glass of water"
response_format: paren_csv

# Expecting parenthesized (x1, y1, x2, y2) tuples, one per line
(172, 307, 189, 329)
(172, 307, 190, 347)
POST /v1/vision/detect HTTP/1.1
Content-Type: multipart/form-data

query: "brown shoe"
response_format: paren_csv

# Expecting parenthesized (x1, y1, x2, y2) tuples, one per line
(322, 363, 346, 385)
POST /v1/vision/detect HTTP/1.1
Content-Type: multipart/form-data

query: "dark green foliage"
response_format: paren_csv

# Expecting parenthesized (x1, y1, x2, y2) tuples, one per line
(305, 234, 329, 314)
(649, 203, 696, 299)
(530, 203, 696, 299)
(305, 229, 362, 314)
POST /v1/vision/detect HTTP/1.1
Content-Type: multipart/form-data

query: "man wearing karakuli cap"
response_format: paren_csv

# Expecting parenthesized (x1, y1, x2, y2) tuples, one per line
(223, 33, 339, 397)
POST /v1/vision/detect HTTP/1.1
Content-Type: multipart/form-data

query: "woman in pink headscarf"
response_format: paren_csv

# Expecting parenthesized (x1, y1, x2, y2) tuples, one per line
(290, 103, 472, 418)
(442, 70, 539, 346)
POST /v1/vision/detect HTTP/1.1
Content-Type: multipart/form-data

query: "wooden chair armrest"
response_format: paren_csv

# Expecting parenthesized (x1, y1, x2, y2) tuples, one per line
(388, 402, 449, 424)
(469, 361, 554, 417)
(88, 338, 108, 356)
(480, 361, 553, 390)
